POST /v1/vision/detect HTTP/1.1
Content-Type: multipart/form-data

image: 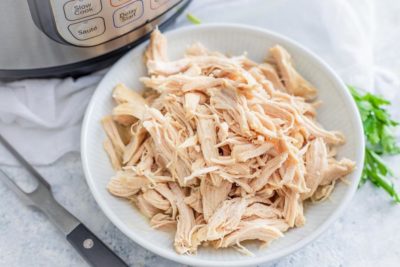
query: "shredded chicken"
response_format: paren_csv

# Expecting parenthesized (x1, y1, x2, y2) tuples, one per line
(103, 29, 355, 255)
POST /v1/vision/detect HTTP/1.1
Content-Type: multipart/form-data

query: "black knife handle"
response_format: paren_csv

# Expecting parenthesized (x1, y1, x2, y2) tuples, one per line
(66, 224, 128, 267)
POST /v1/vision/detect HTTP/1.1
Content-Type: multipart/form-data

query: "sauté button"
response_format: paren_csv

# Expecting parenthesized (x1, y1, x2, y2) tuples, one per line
(68, 17, 105, 40)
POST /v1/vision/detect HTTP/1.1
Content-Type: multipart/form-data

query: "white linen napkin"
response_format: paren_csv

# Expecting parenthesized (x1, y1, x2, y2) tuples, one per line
(0, 72, 104, 165)
(0, 0, 398, 165)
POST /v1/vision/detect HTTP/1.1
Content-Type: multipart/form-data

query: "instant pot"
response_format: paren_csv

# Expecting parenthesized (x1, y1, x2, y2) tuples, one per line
(0, 0, 190, 79)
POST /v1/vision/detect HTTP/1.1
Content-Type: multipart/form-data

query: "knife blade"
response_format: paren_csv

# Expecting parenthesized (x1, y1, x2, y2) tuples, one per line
(0, 134, 128, 267)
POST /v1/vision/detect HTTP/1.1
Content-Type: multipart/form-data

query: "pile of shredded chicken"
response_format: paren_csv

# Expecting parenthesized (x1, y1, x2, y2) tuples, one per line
(102, 29, 355, 255)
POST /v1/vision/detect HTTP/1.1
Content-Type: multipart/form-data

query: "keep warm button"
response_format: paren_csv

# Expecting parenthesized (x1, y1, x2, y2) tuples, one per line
(68, 17, 105, 41)
(113, 0, 144, 28)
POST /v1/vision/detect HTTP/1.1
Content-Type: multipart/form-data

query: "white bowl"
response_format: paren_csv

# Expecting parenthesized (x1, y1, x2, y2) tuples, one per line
(81, 24, 364, 266)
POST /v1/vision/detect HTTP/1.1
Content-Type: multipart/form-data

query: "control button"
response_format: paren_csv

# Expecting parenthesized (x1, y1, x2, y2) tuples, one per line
(110, 0, 132, 7)
(68, 17, 105, 40)
(113, 1, 144, 28)
(64, 0, 102, 21)
(150, 0, 169, 9)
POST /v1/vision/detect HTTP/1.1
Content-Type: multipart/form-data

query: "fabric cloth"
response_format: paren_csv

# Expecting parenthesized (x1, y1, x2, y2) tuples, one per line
(0, 0, 399, 165)
(0, 72, 104, 165)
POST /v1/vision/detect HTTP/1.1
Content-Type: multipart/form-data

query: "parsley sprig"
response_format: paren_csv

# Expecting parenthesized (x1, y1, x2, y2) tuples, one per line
(186, 13, 202, 25)
(349, 86, 400, 203)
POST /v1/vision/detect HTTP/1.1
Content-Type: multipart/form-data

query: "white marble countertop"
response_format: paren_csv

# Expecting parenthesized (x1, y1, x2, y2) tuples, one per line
(1, 0, 400, 266)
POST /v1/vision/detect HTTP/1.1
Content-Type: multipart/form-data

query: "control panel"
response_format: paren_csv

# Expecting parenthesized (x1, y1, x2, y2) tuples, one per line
(48, 0, 183, 46)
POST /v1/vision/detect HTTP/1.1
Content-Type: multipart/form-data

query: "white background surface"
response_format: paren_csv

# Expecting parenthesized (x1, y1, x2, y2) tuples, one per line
(1, 0, 400, 266)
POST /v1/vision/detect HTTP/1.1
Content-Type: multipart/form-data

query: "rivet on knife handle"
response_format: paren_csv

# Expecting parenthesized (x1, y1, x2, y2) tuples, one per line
(67, 223, 128, 267)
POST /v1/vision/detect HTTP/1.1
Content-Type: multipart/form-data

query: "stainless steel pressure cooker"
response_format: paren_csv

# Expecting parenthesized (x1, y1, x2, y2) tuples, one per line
(0, 0, 190, 79)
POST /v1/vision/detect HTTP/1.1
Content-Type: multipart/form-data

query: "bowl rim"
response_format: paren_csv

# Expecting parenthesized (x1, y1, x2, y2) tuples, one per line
(81, 23, 365, 267)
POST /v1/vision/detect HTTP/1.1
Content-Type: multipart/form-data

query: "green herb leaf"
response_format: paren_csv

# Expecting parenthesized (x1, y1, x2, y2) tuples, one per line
(186, 13, 202, 25)
(349, 85, 400, 203)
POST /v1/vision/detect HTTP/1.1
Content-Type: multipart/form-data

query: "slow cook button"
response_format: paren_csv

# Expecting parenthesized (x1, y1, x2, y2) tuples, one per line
(64, 0, 102, 21)
(113, 0, 144, 28)
(110, 0, 132, 7)
(68, 17, 105, 40)
(150, 0, 169, 9)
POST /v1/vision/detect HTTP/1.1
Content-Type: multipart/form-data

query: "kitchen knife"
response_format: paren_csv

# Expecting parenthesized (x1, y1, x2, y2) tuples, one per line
(0, 134, 128, 267)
